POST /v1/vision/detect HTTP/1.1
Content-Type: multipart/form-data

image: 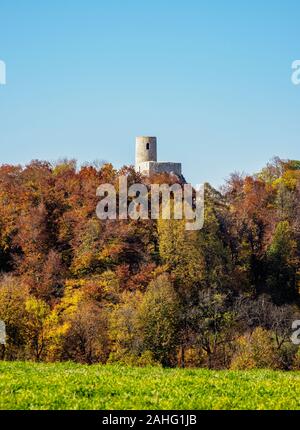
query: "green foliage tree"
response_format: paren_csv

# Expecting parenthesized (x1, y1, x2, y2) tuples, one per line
(139, 274, 180, 367)
(188, 289, 236, 368)
(266, 221, 297, 303)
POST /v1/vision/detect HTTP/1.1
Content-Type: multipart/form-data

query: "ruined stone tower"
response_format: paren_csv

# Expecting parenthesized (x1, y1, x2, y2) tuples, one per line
(135, 136, 157, 168)
(135, 136, 182, 176)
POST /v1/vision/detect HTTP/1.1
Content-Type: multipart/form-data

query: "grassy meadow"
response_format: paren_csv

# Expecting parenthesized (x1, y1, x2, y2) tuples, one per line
(0, 361, 299, 410)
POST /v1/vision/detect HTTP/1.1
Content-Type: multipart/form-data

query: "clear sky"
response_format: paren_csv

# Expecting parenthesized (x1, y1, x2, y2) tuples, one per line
(0, 0, 300, 187)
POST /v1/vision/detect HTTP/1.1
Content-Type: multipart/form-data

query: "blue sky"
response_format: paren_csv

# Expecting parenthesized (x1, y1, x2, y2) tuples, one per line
(0, 0, 300, 187)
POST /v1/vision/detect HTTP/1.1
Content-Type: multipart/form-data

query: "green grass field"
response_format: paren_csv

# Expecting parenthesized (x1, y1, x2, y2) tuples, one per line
(0, 361, 299, 410)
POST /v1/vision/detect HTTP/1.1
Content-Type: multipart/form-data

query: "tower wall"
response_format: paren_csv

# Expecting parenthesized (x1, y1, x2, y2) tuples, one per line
(137, 161, 182, 176)
(135, 136, 157, 171)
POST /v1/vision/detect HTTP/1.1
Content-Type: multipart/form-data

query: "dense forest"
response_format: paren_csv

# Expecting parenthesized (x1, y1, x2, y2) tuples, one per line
(0, 157, 299, 369)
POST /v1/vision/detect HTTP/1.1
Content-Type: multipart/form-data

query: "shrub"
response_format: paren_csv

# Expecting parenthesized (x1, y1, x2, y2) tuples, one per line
(179, 347, 206, 368)
(292, 348, 300, 370)
(277, 342, 298, 370)
(230, 327, 278, 370)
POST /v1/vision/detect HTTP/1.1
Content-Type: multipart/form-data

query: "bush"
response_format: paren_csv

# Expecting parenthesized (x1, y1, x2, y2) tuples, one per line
(230, 327, 279, 370)
(179, 347, 206, 368)
(277, 342, 298, 370)
(292, 348, 300, 370)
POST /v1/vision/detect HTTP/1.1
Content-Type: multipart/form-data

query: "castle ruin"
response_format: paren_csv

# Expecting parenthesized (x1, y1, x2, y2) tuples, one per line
(135, 136, 182, 176)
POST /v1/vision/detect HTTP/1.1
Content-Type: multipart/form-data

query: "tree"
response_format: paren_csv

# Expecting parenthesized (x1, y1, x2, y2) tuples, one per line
(234, 294, 299, 368)
(108, 290, 144, 361)
(230, 327, 278, 370)
(62, 301, 109, 364)
(158, 217, 204, 292)
(24, 297, 50, 361)
(188, 289, 236, 369)
(0, 275, 28, 359)
(266, 221, 297, 303)
(138, 274, 180, 366)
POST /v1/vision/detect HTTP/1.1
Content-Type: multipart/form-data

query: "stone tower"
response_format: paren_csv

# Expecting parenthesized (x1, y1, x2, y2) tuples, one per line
(135, 136, 157, 169)
(135, 136, 182, 176)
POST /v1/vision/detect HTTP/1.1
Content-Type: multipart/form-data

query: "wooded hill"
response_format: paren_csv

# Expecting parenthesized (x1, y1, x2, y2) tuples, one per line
(0, 157, 299, 369)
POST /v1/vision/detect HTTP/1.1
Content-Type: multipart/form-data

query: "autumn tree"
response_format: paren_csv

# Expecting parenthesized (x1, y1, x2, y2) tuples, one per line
(0, 275, 28, 359)
(62, 301, 110, 364)
(24, 296, 50, 361)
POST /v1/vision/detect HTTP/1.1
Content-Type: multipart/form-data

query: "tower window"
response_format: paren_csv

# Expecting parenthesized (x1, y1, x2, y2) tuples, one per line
(146, 143, 150, 150)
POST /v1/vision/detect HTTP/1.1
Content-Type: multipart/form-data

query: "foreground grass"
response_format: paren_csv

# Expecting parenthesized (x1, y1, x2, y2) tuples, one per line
(0, 361, 299, 410)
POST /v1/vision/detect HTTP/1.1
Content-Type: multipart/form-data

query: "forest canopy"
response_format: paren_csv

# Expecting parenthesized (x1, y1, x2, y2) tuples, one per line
(0, 157, 299, 369)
